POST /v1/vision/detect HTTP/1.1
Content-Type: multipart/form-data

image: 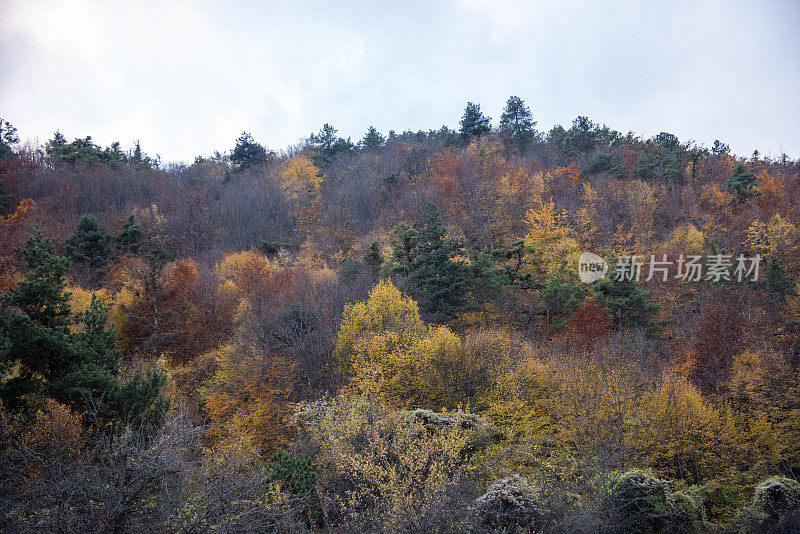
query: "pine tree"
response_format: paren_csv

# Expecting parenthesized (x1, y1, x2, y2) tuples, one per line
(459, 102, 491, 143)
(361, 126, 385, 151)
(116, 214, 143, 255)
(363, 241, 384, 276)
(231, 131, 269, 171)
(499, 96, 536, 150)
(406, 205, 472, 320)
(64, 214, 113, 285)
(0, 118, 19, 159)
(0, 231, 166, 426)
(593, 276, 660, 329)
(761, 255, 793, 295)
(727, 163, 758, 200)
(0, 229, 74, 410)
(538, 262, 586, 331)
(389, 223, 419, 275)
(309, 123, 354, 166)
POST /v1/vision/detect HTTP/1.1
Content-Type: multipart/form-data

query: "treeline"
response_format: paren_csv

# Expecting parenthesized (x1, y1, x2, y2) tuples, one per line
(1, 99, 799, 532)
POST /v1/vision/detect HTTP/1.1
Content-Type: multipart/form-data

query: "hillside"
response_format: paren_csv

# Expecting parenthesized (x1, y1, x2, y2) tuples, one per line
(1, 102, 799, 532)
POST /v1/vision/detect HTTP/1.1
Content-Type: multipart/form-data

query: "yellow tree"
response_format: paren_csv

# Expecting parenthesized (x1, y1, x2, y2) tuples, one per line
(574, 182, 600, 247)
(486, 354, 552, 438)
(202, 339, 296, 453)
(281, 155, 323, 202)
(637, 373, 729, 483)
(524, 196, 579, 275)
(335, 280, 426, 398)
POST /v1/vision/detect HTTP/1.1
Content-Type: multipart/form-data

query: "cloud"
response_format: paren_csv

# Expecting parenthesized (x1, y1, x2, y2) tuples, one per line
(1, 0, 798, 162)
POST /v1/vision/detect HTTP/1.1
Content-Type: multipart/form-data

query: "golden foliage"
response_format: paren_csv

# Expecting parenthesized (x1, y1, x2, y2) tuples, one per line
(203, 340, 296, 453)
(281, 155, 323, 201)
(524, 196, 579, 274)
(297, 395, 481, 532)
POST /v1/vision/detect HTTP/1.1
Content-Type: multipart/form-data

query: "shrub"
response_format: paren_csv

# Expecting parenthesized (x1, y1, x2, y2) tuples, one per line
(296, 395, 485, 533)
(600, 469, 704, 533)
(746, 476, 800, 529)
(473, 474, 573, 532)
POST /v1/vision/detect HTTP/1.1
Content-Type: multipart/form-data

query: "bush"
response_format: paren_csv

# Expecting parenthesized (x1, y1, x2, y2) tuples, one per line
(746, 476, 800, 530)
(600, 469, 704, 533)
(473, 474, 573, 532)
(296, 395, 485, 533)
(266, 448, 318, 496)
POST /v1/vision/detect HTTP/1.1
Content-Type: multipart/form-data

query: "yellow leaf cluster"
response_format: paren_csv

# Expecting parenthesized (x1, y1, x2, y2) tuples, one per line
(524, 196, 579, 274)
(281, 155, 323, 201)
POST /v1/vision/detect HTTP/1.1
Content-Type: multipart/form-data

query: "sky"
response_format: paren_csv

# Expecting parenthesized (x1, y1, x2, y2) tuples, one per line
(1, 0, 799, 163)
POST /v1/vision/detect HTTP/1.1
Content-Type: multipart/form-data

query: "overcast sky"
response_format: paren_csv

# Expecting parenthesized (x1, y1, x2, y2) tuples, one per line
(2, 0, 799, 163)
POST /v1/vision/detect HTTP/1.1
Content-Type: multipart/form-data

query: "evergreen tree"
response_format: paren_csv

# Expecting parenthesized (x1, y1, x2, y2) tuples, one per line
(363, 241, 384, 276)
(405, 205, 472, 319)
(0, 118, 19, 160)
(761, 255, 793, 295)
(593, 275, 660, 329)
(459, 102, 491, 143)
(64, 214, 113, 285)
(711, 139, 730, 156)
(468, 249, 505, 305)
(538, 262, 586, 330)
(388, 223, 419, 276)
(116, 214, 143, 255)
(309, 123, 355, 166)
(360, 126, 385, 151)
(0, 230, 74, 411)
(0, 230, 167, 426)
(499, 96, 536, 149)
(654, 132, 681, 151)
(727, 163, 758, 200)
(230, 131, 269, 171)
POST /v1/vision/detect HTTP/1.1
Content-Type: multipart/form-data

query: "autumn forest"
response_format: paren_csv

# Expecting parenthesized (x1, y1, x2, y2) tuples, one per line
(1, 98, 799, 533)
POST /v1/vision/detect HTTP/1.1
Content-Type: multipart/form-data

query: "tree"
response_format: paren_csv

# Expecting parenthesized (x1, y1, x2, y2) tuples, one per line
(727, 163, 758, 200)
(524, 196, 579, 275)
(334, 279, 426, 394)
(0, 230, 166, 426)
(64, 214, 113, 285)
(654, 131, 681, 151)
(711, 139, 730, 156)
(459, 102, 491, 143)
(0, 117, 19, 159)
(360, 126, 385, 151)
(203, 337, 297, 453)
(308, 123, 354, 167)
(230, 131, 269, 171)
(548, 116, 621, 156)
(44, 132, 129, 167)
(538, 262, 586, 331)
(281, 155, 323, 201)
(593, 275, 660, 329)
(116, 214, 143, 255)
(499, 96, 536, 149)
(0, 229, 74, 411)
(363, 241, 384, 276)
(760, 255, 793, 295)
(405, 205, 473, 320)
(388, 223, 419, 275)
(51, 295, 167, 428)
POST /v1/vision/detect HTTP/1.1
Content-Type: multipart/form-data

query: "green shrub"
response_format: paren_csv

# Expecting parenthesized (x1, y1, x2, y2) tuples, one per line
(600, 469, 705, 533)
(746, 476, 800, 529)
(266, 448, 317, 496)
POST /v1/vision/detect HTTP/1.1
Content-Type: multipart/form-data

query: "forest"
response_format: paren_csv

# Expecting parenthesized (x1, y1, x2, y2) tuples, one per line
(0, 97, 799, 533)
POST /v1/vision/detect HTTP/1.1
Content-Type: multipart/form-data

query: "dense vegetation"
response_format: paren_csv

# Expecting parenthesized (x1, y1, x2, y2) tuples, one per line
(0, 100, 799, 532)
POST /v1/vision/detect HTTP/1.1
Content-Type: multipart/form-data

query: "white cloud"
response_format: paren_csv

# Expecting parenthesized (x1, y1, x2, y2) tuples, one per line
(1, 0, 798, 161)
